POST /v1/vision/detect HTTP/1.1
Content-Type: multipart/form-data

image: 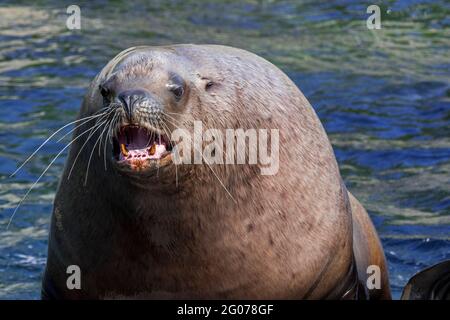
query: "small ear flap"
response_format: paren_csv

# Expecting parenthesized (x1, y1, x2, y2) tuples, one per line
(198, 75, 218, 91)
(205, 80, 214, 90)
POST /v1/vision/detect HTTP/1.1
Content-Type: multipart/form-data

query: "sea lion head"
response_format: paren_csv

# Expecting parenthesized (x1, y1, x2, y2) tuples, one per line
(80, 46, 225, 181)
(74, 45, 285, 193)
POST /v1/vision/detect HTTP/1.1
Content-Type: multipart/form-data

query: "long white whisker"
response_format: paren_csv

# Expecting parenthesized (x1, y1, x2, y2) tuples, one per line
(98, 116, 112, 157)
(160, 121, 178, 187)
(67, 114, 112, 180)
(161, 112, 191, 127)
(57, 116, 102, 144)
(57, 108, 109, 143)
(163, 112, 231, 165)
(192, 143, 236, 203)
(6, 123, 97, 229)
(10, 112, 107, 178)
(85, 120, 110, 186)
(103, 112, 119, 170)
(163, 117, 236, 203)
(163, 111, 195, 119)
(98, 109, 118, 158)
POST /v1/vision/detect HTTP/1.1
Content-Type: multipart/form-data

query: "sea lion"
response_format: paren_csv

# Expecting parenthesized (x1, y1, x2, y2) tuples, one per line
(401, 260, 450, 300)
(42, 44, 391, 299)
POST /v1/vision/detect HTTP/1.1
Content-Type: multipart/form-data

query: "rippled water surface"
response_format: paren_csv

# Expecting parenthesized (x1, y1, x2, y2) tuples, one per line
(0, 0, 449, 299)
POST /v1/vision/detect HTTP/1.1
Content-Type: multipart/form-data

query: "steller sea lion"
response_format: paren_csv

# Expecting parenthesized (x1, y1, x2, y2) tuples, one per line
(42, 44, 391, 299)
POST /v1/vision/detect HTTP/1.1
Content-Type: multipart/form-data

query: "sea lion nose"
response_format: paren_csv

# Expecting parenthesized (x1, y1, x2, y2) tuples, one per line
(117, 89, 148, 120)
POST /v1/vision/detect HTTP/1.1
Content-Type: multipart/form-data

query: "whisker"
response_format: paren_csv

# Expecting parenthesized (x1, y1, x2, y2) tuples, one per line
(192, 143, 237, 204)
(163, 111, 196, 119)
(98, 115, 112, 157)
(10, 111, 108, 178)
(166, 111, 232, 164)
(163, 117, 236, 203)
(160, 121, 178, 187)
(6, 123, 99, 229)
(57, 108, 109, 143)
(148, 118, 156, 147)
(85, 118, 111, 186)
(58, 116, 101, 144)
(103, 112, 119, 170)
(67, 112, 113, 180)
(161, 112, 193, 127)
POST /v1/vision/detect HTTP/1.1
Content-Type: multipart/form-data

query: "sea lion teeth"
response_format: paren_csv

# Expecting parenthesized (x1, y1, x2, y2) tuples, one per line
(148, 143, 156, 156)
(120, 143, 128, 156)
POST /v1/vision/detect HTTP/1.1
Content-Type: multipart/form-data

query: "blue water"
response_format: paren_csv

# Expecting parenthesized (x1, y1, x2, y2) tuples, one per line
(0, 1, 449, 299)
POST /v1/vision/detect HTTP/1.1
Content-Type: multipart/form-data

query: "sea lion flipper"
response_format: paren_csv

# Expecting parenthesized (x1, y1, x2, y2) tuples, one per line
(401, 260, 450, 300)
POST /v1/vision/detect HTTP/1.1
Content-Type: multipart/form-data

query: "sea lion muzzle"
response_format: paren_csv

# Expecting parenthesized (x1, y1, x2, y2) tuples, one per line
(110, 89, 172, 169)
(117, 89, 161, 122)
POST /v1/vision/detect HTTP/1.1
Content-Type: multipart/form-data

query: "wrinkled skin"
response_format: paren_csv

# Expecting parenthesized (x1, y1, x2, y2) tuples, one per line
(42, 45, 391, 299)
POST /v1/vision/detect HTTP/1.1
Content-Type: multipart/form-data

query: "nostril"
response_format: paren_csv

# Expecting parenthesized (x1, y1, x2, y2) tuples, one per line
(117, 89, 149, 119)
(118, 94, 128, 107)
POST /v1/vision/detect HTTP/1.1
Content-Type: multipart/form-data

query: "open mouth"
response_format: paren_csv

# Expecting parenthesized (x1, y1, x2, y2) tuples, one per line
(113, 125, 173, 165)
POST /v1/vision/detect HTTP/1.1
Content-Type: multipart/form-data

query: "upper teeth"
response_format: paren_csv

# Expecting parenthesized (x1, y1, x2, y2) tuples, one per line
(148, 144, 156, 155)
(120, 143, 128, 156)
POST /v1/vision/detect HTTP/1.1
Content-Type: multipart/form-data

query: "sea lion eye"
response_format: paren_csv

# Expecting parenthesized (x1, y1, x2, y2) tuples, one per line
(167, 73, 185, 101)
(167, 83, 184, 100)
(99, 85, 110, 99)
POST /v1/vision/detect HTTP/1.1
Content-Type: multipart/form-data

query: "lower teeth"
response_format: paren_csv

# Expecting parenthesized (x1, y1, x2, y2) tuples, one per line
(119, 143, 168, 160)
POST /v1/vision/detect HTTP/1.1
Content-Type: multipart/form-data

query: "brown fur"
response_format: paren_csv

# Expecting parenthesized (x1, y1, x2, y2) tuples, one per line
(42, 44, 391, 299)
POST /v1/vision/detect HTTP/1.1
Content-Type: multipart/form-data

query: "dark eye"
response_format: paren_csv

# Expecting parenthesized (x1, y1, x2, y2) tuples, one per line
(167, 73, 185, 101)
(99, 85, 110, 98)
(167, 84, 184, 100)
